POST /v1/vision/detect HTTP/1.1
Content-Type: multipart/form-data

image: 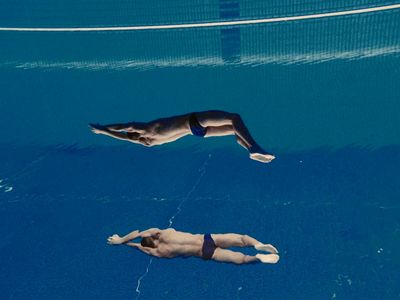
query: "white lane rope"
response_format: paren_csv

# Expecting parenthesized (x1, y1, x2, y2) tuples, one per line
(0, 4, 399, 32)
(134, 154, 211, 300)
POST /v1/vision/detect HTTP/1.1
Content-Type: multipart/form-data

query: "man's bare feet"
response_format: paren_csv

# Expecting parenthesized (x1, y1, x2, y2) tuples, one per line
(255, 243, 279, 254)
(256, 253, 280, 264)
(248, 145, 275, 163)
(250, 153, 275, 163)
(107, 234, 124, 245)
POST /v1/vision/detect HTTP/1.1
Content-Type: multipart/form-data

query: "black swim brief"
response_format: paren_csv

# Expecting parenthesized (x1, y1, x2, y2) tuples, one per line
(189, 113, 207, 137)
(202, 233, 217, 260)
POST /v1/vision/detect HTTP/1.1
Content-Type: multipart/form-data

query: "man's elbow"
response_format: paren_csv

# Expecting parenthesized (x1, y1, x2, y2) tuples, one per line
(150, 250, 162, 258)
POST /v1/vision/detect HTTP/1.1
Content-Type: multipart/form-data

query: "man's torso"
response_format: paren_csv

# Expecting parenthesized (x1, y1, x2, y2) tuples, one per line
(157, 229, 204, 258)
(135, 115, 191, 145)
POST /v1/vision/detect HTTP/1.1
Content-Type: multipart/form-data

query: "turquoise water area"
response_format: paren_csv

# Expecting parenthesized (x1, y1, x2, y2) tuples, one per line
(1, 0, 400, 299)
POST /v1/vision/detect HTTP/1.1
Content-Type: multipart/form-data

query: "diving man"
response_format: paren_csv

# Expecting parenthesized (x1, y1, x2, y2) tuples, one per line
(89, 110, 275, 163)
(107, 227, 279, 264)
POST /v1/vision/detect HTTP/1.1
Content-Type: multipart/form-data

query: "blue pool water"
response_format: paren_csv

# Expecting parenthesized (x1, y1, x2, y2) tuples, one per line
(1, 1, 400, 299)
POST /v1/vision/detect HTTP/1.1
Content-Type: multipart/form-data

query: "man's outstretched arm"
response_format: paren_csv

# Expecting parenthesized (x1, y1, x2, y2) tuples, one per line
(90, 125, 130, 141)
(126, 242, 160, 257)
(107, 230, 141, 245)
(139, 228, 161, 237)
(89, 124, 141, 144)
(107, 228, 161, 245)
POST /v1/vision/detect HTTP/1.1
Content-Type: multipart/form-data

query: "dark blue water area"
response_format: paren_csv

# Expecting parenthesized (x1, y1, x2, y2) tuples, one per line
(0, 143, 399, 299)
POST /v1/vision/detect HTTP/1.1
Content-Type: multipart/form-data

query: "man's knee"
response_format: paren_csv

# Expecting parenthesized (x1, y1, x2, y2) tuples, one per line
(241, 254, 255, 264)
(229, 113, 241, 122)
(240, 235, 250, 247)
(230, 253, 247, 264)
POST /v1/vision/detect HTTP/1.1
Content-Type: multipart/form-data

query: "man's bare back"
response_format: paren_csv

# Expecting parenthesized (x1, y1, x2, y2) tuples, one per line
(108, 228, 279, 264)
(151, 229, 203, 258)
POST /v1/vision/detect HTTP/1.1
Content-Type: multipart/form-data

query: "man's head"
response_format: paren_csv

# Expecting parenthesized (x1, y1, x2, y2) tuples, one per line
(126, 132, 140, 140)
(141, 236, 157, 248)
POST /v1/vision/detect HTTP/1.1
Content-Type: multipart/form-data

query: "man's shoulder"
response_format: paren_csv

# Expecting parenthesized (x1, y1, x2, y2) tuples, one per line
(160, 228, 176, 236)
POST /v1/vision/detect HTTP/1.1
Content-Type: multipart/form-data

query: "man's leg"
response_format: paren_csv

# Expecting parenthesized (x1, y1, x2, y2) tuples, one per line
(196, 111, 256, 148)
(196, 111, 275, 163)
(203, 125, 248, 149)
(212, 248, 279, 264)
(212, 233, 278, 254)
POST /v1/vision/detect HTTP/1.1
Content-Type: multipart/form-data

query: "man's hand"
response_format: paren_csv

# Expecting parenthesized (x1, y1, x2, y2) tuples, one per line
(89, 123, 107, 135)
(107, 234, 124, 245)
(91, 128, 103, 134)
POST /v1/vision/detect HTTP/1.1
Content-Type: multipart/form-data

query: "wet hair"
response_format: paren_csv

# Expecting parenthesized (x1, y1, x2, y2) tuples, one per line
(141, 237, 156, 248)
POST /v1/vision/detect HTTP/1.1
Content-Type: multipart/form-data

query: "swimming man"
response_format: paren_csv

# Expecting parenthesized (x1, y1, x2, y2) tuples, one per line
(107, 228, 279, 264)
(89, 110, 275, 163)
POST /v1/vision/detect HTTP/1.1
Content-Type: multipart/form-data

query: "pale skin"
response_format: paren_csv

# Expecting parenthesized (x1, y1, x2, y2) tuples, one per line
(89, 110, 275, 163)
(107, 228, 280, 264)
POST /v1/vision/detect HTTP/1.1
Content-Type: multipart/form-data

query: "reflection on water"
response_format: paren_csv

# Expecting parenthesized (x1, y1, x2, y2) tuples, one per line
(5, 45, 400, 71)
(1, 3, 399, 70)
